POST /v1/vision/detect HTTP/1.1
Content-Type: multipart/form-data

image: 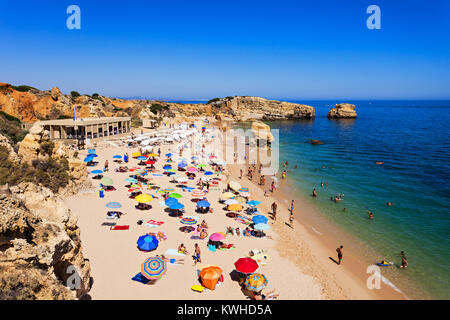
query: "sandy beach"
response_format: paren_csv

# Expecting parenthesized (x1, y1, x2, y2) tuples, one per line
(65, 124, 405, 300)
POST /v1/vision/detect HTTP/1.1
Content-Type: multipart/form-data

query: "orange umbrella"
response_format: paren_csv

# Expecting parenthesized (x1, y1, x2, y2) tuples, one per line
(199, 266, 223, 290)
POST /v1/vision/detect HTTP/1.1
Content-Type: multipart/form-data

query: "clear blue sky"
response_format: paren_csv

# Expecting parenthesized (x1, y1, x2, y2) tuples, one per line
(1, 0, 449, 100)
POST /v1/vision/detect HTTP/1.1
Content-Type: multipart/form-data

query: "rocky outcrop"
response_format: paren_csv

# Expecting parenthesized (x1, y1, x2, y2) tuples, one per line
(17, 123, 51, 164)
(251, 121, 274, 145)
(327, 103, 357, 119)
(210, 96, 315, 121)
(0, 134, 20, 164)
(0, 183, 91, 300)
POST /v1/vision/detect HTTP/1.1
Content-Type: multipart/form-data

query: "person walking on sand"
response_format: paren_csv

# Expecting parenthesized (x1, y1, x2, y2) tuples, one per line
(336, 245, 343, 265)
(271, 202, 277, 220)
(193, 243, 201, 265)
(240, 169, 243, 179)
(271, 181, 276, 193)
(104, 160, 109, 172)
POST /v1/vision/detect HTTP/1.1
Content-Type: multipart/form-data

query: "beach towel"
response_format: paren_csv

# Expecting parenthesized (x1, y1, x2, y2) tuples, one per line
(110, 225, 129, 230)
(101, 222, 116, 227)
(164, 249, 186, 257)
(146, 220, 164, 225)
(191, 285, 205, 292)
(132, 272, 150, 284)
(208, 244, 216, 252)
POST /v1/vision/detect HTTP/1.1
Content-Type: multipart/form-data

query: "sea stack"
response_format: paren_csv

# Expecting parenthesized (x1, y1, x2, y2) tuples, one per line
(327, 103, 357, 119)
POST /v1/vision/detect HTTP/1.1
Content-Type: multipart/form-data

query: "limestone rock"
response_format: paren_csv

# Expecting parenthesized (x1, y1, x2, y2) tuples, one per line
(50, 87, 61, 101)
(0, 134, 20, 164)
(251, 121, 274, 143)
(327, 103, 357, 119)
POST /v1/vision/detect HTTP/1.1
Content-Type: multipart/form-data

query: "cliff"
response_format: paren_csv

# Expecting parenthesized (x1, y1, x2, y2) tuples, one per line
(327, 103, 357, 119)
(0, 83, 315, 124)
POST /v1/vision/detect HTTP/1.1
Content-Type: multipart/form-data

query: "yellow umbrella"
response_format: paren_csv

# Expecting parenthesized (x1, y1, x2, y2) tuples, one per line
(135, 193, 153, 203)
(132, 152, 141, 157)
(227, 204, 243, 211)
(147, 153, 158, 157)
(220, 192, 235, 200)
(229, 181, 242, 191)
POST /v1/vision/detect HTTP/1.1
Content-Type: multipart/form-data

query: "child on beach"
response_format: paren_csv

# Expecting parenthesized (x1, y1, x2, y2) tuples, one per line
(336, 245, 343, 265)
(193, 243, 201, 265)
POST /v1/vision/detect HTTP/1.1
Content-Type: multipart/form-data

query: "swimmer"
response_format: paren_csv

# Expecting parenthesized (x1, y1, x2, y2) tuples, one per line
(368, 212, 374, 220)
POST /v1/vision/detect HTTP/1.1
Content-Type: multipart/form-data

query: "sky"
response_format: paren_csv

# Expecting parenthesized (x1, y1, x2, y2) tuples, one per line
(0, 0, 449, 100)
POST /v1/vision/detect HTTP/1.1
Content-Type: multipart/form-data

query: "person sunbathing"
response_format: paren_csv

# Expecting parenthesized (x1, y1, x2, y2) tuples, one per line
(226, 226, 234, 235)
(157, 255, 184, 265)
(252, 290, 279, 300)
(220, 243, 235, 249)
(178, 243, 188, 254)
(199, 229, 208, 239)
(200, 220, 208, 229)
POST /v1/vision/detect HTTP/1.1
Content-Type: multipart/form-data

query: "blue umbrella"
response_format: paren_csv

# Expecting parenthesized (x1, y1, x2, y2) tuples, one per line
(165, 153, 172, 157)
(137, 235, 159, 251)
(88, 149, 96, 154)
(196, 200, 211, 208)
(137, 156, 147, 161)
(247, 200, 261, 207)
(165, 197, 179, 206)
(84, 155, 94, 162)
(182, 186, 194, 191)
(178, 161, 187, 168)
(90, 154, 98, 157)
(169, 202, 185, 210)
(253, 223, 270, 231)
(163, 165, 172, 170)
(91, 169, 103, 174)
(252, 215, 268, 224)
(191, 156, 198, 160)
(113, 155, 122, 159)
(204, 171, 213, 176)
(125, 178, 138, 183)
(106, 202, 122, 209)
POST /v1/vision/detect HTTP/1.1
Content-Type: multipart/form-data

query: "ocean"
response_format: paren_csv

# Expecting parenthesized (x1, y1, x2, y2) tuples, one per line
(264, 100, 450, 299)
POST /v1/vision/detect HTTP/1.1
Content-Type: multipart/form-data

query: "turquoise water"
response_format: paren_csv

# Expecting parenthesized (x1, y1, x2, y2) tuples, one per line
(264, 100, 450, 299)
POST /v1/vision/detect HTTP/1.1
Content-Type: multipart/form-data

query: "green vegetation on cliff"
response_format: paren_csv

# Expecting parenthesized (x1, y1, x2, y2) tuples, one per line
(0, 111, 27, 145)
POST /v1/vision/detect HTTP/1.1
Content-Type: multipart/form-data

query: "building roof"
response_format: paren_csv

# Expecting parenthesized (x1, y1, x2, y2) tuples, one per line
(37, 117, 131, 126)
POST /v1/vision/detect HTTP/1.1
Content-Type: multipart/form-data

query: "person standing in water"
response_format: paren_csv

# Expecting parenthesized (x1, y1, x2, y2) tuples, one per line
(368, 212, 374, 220)
(312, 188, 317, 197)
(336, 245, 343, 265)
(399, 251, 408, 269)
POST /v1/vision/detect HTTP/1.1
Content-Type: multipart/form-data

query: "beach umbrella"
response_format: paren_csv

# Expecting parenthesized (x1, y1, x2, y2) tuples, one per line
(196, 200, 211, 208)
(198, 164, 207, 168)
(152, 173, 163, 177)
(229, 181, 241, 191)
(100, 177, 114, 186)
(169, 193, 182, 199)
(137, 235, 159, 251)
(191, 190, 207, 198)
(165, 153, 172, 157)
(145, 160, 156, 165)
(180, 217, 196, 225)
(125, 178, 138, 183)
(88, 149, 96, 154)
(200, 266, 223, 290)
(163, 165, 172, 170)
(128, 187, 141, 193)
(167, 169, 177, 173)
(234, 196, 247, 204)
(238, 187, 249, 192)
(224, 199, 239, 205)
(227, 204, 243, 211)
(169, 202, 185, 210)
(254, 223, 270, 231)
(91, 169, 103, 175)
(209, 155, 217, 159)
(234, 258, 259, 274)
(220, 192, 235, 200)
(191, 156, 198, 160)
(83, 155, 94, 162)
(113, 155, 122, 159)
(106, 202, 122, 209)
(252, 215, 268, 224)
(164, 198, 178, 206)
(187, 167, 198, 173)
(147, 153, 158, 157)
(163, 188, 175, 192)
(135, 194, 153, 203)
(204, 171, 213, 176)
(129, 167, 141, 172)
(178, 161, 187, 168)
(132, 152, 141, 157)
(141, 256, 167, 280)
(245, 273, 268, 292)
(137, 156, 147, 161)
(247, 200, 261, 207)
(209, 233, 225, 242)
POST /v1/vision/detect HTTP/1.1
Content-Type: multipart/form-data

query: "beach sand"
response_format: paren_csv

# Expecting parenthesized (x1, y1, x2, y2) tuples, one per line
(65, 125, 405, 300)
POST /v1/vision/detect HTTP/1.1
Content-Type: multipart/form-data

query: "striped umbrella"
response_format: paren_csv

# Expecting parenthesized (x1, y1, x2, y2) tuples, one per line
(141, 256, 167, 280)
(180, 217, 196, 225)
(238, 187, 249, 192)
(106, 202, 122, 209)
(245, 273, 268, 292)
(191, 190, 206, 198)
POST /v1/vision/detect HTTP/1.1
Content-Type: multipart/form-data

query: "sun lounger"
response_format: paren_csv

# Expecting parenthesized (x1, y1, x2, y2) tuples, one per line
(110, 225, 129, 230)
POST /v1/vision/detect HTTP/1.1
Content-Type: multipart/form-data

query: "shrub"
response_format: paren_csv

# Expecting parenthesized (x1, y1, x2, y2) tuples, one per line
(149, 103, 169, 114)
(131, 118, 143, 127)
(207, 98, 221, 104)
(70, 91, 81, 99)
(0, 112, 27, 144)
(10, 85, 38, 92)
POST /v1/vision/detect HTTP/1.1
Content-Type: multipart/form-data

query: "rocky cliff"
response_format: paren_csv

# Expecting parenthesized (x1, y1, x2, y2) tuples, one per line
(327, 103, 357, 119)
(0, 82, 315, 124)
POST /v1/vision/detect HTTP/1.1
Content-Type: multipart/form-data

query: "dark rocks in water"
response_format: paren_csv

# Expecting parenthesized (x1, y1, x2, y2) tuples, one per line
(310, 140, 324, 145)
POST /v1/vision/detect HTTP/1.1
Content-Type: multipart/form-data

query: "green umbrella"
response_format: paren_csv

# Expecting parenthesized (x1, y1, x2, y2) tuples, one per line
(198, 164, 207, 168)
(169, 193, 182, 199)
(100, 177, 114, 186)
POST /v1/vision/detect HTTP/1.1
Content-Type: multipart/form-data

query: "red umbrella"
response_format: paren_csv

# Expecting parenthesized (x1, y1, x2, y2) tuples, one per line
(234, 257, 259, 274)
(146, 160, 155, 165)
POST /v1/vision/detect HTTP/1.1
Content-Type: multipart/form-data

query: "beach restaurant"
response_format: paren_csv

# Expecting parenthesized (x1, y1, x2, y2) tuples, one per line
(37, 116, 132, 141)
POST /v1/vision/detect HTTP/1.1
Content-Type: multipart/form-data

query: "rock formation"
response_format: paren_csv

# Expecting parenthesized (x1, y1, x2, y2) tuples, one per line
(327, 103, 357, 119)
(251, 121, 274, 145)
(0, 183, 91, 299)
(210, 96, 315, 121)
